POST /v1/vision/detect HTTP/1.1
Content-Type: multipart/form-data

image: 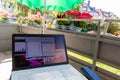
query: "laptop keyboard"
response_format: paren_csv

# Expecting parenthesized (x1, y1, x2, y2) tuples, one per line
(12, 65, 87, 80)
(17, 67, 78, 80)
(19, 70, 65, 80)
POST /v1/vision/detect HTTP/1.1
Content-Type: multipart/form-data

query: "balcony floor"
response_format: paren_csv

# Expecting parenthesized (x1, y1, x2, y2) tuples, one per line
(0, 51, 12, 80)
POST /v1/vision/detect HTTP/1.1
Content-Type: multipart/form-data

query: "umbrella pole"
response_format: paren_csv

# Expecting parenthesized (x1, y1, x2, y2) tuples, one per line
(42, 0, 46, 34)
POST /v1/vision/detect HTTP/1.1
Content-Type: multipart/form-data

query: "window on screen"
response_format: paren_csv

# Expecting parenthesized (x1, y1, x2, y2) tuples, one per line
(26, 37, 55, 60)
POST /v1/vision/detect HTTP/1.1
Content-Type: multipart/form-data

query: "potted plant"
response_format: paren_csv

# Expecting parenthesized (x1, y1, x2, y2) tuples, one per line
(0, 15, 9, 23)
(34, 19, 42, 26)
(86, 22, 98, 31)
(21, 18, 27, 24)
(74, 21, 87, 32)
(107, 22, 119, 35)
(56, 12, 72, 30)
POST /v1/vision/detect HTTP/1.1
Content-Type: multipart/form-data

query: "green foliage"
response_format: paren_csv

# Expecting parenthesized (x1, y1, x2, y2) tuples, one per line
(17, 2, 41, 17)
(74, 21, 87, 29)
(16, 12, 23, 18)
(74, 5, 80, 11)
(21, 19, 26, 24)
(57, 20, 71, 26)
(57, 20, 63, 25)
(34, 19, 42, 25)
(17, 16, 23, 23)
(56, 12, 71, 26)
(107, 22, 120, 34)
(86, 23, 98, 31)
(28, 19, 33, 23)
(63, 21, 71, 26)
(56, 12, 65, 18)
(1, 16, 8, 21)
(73, 21, 98, 32)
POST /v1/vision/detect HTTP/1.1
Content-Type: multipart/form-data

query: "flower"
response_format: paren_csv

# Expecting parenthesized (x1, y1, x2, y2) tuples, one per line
(65, 10, 93, 19)
(82, 12, 93, 19)
(65, 10, 71, 15)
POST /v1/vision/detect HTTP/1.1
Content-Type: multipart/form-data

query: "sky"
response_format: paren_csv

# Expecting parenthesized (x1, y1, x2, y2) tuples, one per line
(85, 0, 120, 18)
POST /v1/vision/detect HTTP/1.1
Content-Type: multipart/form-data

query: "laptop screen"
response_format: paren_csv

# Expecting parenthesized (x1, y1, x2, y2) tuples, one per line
(12, 34, 68, 70)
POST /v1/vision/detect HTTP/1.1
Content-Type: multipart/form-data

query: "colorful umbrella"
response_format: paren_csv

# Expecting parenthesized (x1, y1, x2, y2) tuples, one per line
(17, 0, 84, 11)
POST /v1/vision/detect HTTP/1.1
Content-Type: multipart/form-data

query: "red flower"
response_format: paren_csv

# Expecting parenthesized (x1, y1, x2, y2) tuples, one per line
(71, 11, 77, 17)
(65, 10, 72, 15)
(77, 11, 81, 16)
(65, 10, 93, 19)
(76, 16, 82, 19)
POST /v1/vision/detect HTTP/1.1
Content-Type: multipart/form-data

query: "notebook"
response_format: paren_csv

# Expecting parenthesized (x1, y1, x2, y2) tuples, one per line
(11, 34, 87, 80)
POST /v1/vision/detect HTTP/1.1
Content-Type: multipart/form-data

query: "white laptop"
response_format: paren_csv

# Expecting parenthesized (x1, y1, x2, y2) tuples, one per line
(11, 34, 87, 80)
